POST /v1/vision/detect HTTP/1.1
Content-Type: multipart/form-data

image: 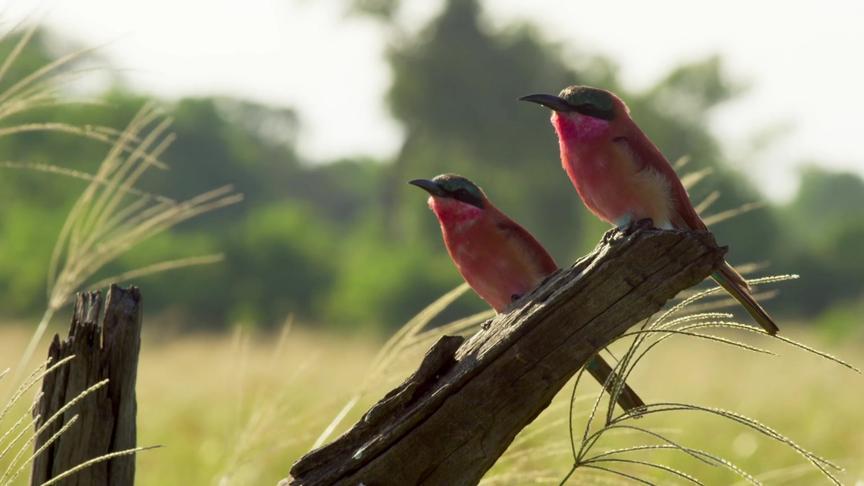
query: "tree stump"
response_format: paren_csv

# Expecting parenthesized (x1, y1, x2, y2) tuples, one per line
(286, 225, 727, 485)
(31, 285, 142, 486)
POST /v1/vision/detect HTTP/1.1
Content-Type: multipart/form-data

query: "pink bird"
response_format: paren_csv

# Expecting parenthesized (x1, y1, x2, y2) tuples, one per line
(411, 174, 644, 413)
(520, 86, 778, 335)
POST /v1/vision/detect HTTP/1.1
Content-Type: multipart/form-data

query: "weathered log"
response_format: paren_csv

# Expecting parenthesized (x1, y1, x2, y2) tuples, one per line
(31, 285, 142, 486)
(286, 224, 727, 485)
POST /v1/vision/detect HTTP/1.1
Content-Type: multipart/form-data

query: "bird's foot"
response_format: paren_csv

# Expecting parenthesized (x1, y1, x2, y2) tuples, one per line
(619, 218, 655, 235)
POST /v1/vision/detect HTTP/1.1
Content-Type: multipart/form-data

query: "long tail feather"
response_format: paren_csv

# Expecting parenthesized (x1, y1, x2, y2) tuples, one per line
(712, 261, 779, 335)
(586, 355, 645, 413)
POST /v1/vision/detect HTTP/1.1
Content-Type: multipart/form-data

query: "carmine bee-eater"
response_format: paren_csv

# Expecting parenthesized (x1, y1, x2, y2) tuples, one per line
(410, 173, 644, 413)
(520, 86, 779, 335)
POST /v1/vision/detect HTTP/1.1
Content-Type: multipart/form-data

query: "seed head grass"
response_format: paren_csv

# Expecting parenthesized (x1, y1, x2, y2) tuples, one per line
(0, 353, 159, 486)
(0, 18, 233, 484)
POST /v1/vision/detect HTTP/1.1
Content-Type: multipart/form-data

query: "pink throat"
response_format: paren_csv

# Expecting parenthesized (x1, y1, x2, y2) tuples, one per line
(552, 112, 610, 143)
(429, 197, 483, 228)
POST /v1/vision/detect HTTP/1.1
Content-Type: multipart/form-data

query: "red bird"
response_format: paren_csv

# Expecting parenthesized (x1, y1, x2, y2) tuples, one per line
(410, 174, 644, 413)
(521, 86, 779, 335)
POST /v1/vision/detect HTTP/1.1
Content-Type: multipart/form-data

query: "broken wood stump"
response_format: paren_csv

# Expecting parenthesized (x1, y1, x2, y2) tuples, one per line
(31, 285, 142, 486)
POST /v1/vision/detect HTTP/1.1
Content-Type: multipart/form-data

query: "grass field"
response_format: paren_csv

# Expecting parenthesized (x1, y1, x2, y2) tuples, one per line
(1, 321, 862, 485)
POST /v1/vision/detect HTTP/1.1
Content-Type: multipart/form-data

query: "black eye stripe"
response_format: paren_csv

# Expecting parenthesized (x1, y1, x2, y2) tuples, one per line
(576, 103, 614, 121)
(430, 174, 485, 208)
(558, 86, 616, 120)
(452, 187, 483, 208)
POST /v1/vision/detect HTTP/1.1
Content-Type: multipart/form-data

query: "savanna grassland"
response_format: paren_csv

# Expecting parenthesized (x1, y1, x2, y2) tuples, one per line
(3, 320, 860, 485)
(0, 4, 863, 485)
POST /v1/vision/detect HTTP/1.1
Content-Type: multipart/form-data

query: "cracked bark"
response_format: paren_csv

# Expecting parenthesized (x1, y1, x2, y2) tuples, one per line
(31, 285, 142, 486)
(285, 225, 727, 486)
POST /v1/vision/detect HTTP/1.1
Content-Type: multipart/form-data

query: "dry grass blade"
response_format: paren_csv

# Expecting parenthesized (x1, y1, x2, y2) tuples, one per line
(312, 283, 470, 449)
(772, 335, 861, 373)
(592, 444, 712, 466)
(0, 124, 167, 164)
(702, 201, 766, 226)
(311, 396, 360, 451)
(482, 468, 572, 485)
(620, 328, 776, 355)
(583, 458, 704, 485)
(214, 324, 323, 485)
(11, 102, 242, 380)
(680, 167, 714, 190)
(86, 253, 225, 291)
(369, 282, 470, 379)
(0, 411, 24, 450)
(404, 309, 493, 349)
(734, 461, 849, 486)
(0, 161, 175, 203)
(616, 403, 843, 484)
(39, 445, 161, 486)
(493, 443, 572, 465)
(673, 155, 691, 170)
(588, 441, 760, 485)
(0, 30, 115, 152)
(554, 271, 856, 486)
(578, 464, 655, 485)
(0, 21, 37, 85)
(694, 190, 720, 214)
(0, 377, 109, 485)
(0, 414, 38, 464)
(0, 415, 78, 486)
(583, 426, 713, 467)
(1, 356, 73, 426)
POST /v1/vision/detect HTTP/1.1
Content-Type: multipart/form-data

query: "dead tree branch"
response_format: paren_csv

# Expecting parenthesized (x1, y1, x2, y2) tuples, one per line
(287, 224, 727, 485)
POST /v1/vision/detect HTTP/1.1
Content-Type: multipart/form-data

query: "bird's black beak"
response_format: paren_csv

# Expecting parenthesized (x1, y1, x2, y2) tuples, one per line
(409, 179, 447, 197)
(519, 93, 575, 112)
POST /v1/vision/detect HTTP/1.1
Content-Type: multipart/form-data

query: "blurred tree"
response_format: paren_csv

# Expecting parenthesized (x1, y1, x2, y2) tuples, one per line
(774, 167, 864, 315)
(146, 97, 300, 202)
(782, 165, 864, 244)
(2, 14, 862, 331)
(363, 0, 780, 263)
(322, 216, 486, 333)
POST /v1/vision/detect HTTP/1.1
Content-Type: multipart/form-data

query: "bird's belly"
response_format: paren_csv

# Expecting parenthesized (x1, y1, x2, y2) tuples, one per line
(574, 161, 673, 228)
(455, 246, 539, 312)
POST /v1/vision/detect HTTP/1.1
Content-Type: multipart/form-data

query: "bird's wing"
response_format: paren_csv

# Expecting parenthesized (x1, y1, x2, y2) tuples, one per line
(618, 127, 707, 231)
(495, 219, 559, 276)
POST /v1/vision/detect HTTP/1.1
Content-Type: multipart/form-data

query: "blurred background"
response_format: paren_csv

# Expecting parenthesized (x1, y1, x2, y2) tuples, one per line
(0, 1, 862, 484)
(0, 0, 862, 335)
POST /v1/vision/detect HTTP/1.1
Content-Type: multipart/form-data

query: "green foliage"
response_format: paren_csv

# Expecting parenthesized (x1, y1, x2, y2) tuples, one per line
(322, 219, 483, 332)
(783, 166, 864, 245)
(773, 166, 864, 315)
(814, 297, 864, 341)
(224, 203, 338, 325)
(1, 7, 863, 332)
(0, 206, 64, 312)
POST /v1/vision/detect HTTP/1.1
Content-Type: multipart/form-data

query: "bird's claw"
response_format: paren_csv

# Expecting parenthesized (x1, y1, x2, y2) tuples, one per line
(619, 218, 655, 235)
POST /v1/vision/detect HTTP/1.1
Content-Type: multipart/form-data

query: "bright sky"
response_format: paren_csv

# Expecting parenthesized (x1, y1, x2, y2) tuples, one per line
(3, 0, 864, 200)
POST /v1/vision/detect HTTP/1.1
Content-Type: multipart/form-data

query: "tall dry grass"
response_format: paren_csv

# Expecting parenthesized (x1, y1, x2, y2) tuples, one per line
(0, 20, 240, 484)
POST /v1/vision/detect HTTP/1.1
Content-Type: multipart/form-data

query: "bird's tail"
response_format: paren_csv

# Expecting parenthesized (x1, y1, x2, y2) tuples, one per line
(712, 260, 779, 335)
(586, 355, 645, 414)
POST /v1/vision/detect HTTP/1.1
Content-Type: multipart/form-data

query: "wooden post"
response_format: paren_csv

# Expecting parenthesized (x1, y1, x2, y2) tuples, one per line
(31, 285, 142, 486)
(286, 225, 727, 485)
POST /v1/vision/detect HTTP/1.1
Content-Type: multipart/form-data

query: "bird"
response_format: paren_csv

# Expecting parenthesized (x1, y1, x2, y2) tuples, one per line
(520, 85, 779, 335)
(410, 173, 645, 413)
